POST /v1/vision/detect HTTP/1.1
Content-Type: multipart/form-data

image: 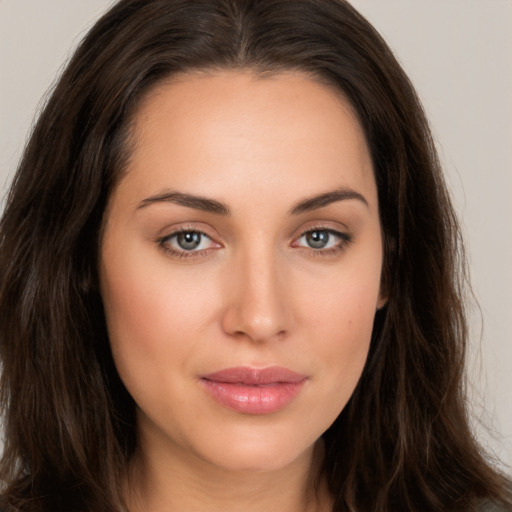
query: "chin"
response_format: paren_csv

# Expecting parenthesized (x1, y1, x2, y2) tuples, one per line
(191, 422, 320, 474)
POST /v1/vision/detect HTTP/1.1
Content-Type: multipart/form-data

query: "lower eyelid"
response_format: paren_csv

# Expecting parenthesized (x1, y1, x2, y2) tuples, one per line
(157, 228, 222, 259)
(161, 246, 210, 259)
(158, 240, 212, 259)
(157, 227, 351, 258)
(295, 228, 351, 248)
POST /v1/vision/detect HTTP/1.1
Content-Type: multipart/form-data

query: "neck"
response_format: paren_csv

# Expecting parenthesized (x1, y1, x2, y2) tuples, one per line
(125, 440, 331, 512)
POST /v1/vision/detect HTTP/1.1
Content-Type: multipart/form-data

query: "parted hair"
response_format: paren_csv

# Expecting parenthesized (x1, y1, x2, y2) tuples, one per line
(0, 1, 510, 511)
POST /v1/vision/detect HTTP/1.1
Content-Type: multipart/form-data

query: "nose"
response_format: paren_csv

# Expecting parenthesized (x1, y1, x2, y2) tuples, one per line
(221, 248, 291, 343)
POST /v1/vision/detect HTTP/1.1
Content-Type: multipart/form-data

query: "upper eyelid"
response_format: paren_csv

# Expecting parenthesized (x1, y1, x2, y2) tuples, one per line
(157, 222, 351, 247)
(161, 228, 216, 245)
(294, 228, 350, 245)
(167, 227, 210, 236)
(159, 224, 218, 241)
(300, 226, 346, 235)
(160, 224, 347, 238)
(158, 230, 218, 259)
(301, 219, 349, 230)
(294, 223, 350, 240)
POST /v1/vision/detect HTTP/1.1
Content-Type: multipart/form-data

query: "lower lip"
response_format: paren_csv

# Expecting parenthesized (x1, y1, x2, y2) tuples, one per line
(200, 379, 306, 415)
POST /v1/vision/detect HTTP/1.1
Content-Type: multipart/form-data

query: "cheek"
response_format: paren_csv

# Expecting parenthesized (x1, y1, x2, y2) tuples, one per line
(301, 248, 382, 337)
(99, 252, 226, 435)
(101, 258, 216, 359)
(310, 316, 372, 429)
(311, 281, 376, 371)
(298, 253, 382, 402)
(99, 240, 237, 410)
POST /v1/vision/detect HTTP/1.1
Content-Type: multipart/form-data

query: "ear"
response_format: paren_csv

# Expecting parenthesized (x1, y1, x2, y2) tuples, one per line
(376, 235, 395, 310)
(376, 291, 388, 311)
(376, 268, 391, 310)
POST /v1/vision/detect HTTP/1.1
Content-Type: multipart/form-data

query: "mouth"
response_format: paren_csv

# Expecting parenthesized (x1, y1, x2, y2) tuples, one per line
(199, 366, 308, 415)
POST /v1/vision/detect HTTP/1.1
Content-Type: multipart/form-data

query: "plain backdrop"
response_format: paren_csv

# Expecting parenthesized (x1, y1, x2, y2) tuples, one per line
(1, 0, 511, 469)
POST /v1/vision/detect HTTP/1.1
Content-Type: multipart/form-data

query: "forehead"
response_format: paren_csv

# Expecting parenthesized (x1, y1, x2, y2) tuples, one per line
(118, 70, 376, 210)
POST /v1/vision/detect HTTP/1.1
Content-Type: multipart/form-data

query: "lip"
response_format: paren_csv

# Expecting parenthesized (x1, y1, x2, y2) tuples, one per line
(199, 366, 308, 415)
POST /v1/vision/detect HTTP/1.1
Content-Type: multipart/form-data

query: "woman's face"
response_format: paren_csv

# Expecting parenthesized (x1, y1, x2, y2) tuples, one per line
(100, 71, 385, 474)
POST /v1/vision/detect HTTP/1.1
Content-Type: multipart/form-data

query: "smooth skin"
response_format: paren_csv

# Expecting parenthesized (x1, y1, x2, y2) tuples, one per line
(99, 70, 386, 512)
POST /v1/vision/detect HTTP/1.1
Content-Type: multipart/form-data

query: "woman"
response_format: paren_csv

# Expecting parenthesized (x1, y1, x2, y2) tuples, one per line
(0, 0, 510, 511)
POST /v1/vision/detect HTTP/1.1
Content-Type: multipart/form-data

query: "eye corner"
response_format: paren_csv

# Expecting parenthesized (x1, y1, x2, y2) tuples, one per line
(157, 227, 222, 260)
(292, 226, 353, 255)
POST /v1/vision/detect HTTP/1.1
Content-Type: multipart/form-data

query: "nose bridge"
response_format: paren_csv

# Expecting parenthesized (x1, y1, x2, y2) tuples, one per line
(222, 240, 289, 342)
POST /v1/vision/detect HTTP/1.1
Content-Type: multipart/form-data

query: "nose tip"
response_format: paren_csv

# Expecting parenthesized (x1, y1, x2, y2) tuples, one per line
(221, 257, 290, 343)
(222, 309, 287, 343)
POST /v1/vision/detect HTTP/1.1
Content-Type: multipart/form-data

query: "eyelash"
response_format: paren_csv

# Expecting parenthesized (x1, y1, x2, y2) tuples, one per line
(157, 228, 215, 259)
(294, 227, 352, 256)
(157, 227, 352, 259)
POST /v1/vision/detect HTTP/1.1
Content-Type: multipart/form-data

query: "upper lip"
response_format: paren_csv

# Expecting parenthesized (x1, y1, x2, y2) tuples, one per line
(201, 366, 307, 385)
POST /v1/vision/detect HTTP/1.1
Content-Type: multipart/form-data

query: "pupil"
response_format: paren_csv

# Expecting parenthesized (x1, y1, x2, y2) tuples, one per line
(307, 230, 328, 249)
(177, 232, 201, 250)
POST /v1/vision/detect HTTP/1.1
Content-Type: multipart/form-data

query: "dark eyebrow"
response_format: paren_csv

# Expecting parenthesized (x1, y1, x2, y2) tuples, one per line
(289, 187, 369, 215)
(137, 191, 230, 215)
(137, 187, 367, 216)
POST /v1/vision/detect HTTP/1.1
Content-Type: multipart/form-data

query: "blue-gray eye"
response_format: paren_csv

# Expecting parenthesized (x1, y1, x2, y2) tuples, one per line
(176, 231, 202, 250)
(165, 231, 212, 252)
(298, 229, 342, 250)
(307, 230, 329, 249)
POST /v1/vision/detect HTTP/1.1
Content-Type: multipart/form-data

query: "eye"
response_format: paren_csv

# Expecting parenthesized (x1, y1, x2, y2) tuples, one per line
(295, 228, 350, 251)
(159, 229, 217, 256)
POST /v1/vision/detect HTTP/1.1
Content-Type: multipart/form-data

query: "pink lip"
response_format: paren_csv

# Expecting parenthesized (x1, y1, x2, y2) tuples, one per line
(199, 366, 307, 415)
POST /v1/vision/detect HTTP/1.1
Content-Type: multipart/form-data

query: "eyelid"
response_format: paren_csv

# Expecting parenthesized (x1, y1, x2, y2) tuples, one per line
(291, 224, 353, 254)
(157, 224, 222, 259)
(155, 221, 352, 260)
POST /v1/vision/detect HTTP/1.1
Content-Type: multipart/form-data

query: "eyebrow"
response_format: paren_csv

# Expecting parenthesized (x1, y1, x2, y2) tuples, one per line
(138, 191, 230, 215)
(289, 187, 368, 214)
(137, 186, 368, 215)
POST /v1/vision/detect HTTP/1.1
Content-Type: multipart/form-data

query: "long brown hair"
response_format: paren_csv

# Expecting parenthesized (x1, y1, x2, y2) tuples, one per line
(1, 1, 510, 511)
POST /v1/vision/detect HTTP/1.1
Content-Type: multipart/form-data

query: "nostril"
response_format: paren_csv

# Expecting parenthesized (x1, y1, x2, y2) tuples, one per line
(220, 259, 290, 342)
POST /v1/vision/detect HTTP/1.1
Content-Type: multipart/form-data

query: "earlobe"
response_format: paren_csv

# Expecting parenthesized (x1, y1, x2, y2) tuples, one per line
(376, 292, 388, 311)
(377, 235, 394, 311)
(376, 268, 389, 311)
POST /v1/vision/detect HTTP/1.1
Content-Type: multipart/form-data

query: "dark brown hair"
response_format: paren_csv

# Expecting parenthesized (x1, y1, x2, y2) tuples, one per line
(1, 1, 510, 511)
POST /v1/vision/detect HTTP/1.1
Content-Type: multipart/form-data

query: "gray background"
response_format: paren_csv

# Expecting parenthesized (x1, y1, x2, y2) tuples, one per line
(1, 0, 511, 469)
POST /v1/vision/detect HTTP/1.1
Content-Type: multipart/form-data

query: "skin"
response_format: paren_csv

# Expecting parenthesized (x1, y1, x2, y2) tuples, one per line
(99, 70, 386, 512)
